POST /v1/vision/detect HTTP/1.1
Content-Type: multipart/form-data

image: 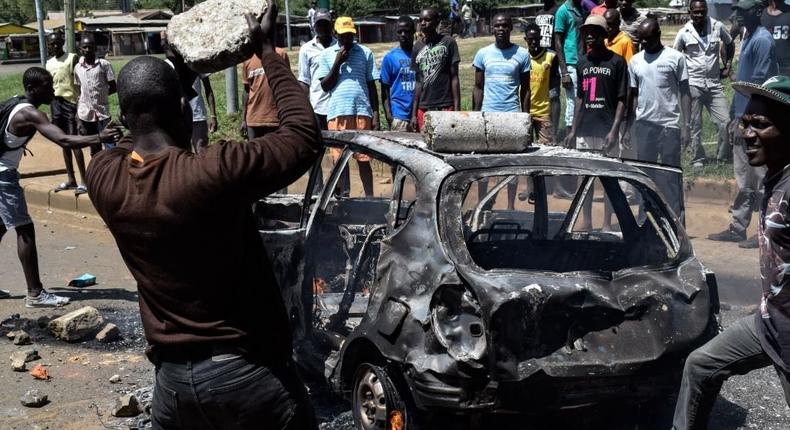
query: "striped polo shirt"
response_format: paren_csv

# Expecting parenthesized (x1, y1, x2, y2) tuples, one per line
(316, 43, 380, 120)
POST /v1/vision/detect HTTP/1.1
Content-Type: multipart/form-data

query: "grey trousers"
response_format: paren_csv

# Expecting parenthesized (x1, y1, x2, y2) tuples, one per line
(688, 85, 731, 162)
(634, 120, 685, 222)
(729, 125, 766, 235)
(672, 316, 790, 430)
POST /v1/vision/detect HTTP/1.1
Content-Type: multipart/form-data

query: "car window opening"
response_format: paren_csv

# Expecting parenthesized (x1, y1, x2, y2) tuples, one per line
(460, 173, 680, 273)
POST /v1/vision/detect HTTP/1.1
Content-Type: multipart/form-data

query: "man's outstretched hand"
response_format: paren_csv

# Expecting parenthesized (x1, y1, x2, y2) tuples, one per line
(246, 2, 278, 60)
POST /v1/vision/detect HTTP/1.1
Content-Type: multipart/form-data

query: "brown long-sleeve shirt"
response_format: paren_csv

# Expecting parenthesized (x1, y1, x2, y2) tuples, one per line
(86, 52, 320, 363)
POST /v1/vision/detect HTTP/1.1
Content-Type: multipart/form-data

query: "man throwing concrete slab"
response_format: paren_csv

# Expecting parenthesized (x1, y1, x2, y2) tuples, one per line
(85, 5, 319, 428)
(0, 67, 121, 306)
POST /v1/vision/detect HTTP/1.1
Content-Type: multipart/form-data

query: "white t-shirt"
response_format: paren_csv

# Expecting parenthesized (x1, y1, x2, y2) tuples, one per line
(0, 103, 34, 172)
(628, 47, 689, 129)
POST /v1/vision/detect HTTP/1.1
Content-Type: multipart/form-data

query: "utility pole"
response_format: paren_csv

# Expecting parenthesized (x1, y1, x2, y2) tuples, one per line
(64, 0, 75, 53)
(284, 0, 292, 50)
(225, 66, 239, 114)
(34, 0, 47, 65)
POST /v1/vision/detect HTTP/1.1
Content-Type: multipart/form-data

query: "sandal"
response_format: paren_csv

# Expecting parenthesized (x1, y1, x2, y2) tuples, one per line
(74, 185, 88, 195)
(55, 182, 77, 192)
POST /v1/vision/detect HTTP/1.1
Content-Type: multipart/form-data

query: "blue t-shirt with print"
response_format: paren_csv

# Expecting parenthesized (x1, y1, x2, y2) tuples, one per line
(473, 43, 531, 112)
(381, 47, 415, 121)
(316, 43, 380, 120)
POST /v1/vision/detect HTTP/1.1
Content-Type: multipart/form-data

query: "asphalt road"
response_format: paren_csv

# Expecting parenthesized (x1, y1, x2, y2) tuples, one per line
(0, 204, 786, 429)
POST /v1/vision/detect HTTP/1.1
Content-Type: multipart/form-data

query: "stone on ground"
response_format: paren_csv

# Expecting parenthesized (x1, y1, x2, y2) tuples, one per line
(96, 323, 120, 343)
(11, 330, 32, 345)
(167, 0, 268, 73)
(20, 389, 48, 408)
(109, 374, 121, 383)
(48, 306, 104, 341)
(113, 394, 142, 417)
(10, 349, 40, 371)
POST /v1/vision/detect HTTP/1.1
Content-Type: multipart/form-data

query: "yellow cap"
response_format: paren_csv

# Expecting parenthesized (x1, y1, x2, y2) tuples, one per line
(335, 16, 357, 35)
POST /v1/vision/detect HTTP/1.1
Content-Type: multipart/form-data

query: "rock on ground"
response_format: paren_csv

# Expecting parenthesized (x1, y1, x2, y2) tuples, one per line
(10, 348, 40, 371)
(113, 394, 142, 417)
(20, 389, 48, 408)
(48, 306, 104, 341)
(96, 323, 120, 343)
(167, 0, 267, 73)
(109, 374, 121, 383)
(11, 330, 31, 345)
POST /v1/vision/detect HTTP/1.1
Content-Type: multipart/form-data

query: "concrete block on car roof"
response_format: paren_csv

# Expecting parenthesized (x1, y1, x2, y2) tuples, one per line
(167, 0, 268, 74)
(423, 111, 531, 153)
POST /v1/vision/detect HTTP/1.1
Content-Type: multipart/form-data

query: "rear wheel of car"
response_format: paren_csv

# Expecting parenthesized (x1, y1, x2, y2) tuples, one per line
(352, 362, 416, 430)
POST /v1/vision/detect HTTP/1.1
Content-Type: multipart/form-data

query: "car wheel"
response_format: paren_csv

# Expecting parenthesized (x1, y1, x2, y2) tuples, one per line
(352, 362, 415, 430)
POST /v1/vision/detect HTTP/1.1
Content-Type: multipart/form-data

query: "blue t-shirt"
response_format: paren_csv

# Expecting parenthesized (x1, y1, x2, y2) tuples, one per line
(734, 26, 778, 118)
(554, 0, 584, 66)
(316, 43, 380, 120)
(381, 47, 415, 121)
(473, 43, 531, 112)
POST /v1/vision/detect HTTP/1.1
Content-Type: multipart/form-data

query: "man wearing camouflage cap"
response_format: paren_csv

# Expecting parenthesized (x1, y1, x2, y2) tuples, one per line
(673, 76, 790, 429)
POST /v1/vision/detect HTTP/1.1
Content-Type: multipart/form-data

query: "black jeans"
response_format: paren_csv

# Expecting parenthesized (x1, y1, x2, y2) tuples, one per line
(79, 118, 115, 156)
(672, 315, 790, 429)
(152, 355, 317, 430)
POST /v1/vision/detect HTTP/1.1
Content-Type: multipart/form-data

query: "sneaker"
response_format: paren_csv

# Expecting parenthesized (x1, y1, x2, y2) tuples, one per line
(25, 290, 70, 308)
(738, 235, 759, 249)
(0, 289, 10, 299)
(74, 185, 88, 196)
(708, 228, 747, 242)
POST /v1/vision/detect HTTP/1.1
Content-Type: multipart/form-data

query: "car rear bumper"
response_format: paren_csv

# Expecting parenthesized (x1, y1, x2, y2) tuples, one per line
(407, 367, 683, 413)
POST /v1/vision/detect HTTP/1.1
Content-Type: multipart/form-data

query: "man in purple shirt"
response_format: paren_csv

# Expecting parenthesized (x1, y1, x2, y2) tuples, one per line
(672, 76, 790, 429)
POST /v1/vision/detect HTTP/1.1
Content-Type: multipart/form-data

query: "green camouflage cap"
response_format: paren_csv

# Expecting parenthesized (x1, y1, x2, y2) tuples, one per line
(733, 75, 790, 108)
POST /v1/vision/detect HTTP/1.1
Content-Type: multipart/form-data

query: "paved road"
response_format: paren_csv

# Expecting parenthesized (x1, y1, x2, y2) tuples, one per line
(0, 202, 784, 429)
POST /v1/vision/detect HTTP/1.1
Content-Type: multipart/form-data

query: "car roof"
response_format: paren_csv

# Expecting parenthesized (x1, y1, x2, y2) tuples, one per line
(322, 130, 650, 178)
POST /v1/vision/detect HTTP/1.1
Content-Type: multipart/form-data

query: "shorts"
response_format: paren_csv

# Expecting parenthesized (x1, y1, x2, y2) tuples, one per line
(0, 169, 32, 229)
(328, 116, 372, 162)
(51, 97, 77, 135)
(531, 116, 553, 145)
(389, 118, 412, 132)
(576, 135, 616, 156)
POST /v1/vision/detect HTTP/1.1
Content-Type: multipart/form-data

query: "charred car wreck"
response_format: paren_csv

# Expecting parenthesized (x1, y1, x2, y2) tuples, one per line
(256, 121, 720, 429)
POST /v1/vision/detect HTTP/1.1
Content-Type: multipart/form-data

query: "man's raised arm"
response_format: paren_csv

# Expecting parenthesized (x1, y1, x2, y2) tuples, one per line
(212, 5, 321, 200)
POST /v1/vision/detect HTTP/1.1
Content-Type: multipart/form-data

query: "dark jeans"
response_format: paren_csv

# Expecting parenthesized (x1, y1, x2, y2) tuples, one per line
(672, 316, 790, 429)
(152, 355, 317, 430)
(51, 97, 76, 134)
(79, 118, 115, 156)
(315, 114, 328, 131)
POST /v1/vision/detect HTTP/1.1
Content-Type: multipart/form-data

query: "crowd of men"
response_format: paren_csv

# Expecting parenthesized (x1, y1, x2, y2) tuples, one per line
(0, 0, 789, 428)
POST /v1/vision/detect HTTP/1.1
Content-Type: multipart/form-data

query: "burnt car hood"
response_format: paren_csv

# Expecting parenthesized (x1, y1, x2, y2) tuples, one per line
(451, 257, 713, 381)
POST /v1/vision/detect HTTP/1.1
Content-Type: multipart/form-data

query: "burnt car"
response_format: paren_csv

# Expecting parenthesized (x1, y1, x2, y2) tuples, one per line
(256, 127, 720, 429)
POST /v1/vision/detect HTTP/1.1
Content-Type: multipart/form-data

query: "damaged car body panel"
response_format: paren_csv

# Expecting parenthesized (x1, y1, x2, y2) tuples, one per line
(256, 131, 720, 417)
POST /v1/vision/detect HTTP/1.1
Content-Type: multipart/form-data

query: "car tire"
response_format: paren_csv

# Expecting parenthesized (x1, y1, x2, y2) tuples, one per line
(352, 362, 416, 430)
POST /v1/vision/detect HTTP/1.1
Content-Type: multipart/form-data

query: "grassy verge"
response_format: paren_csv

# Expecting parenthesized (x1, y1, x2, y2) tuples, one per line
(0, 25, 736, 180)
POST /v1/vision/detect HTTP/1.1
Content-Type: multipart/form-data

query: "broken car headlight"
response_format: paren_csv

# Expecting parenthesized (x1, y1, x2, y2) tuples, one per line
(430, 285, 487, 363)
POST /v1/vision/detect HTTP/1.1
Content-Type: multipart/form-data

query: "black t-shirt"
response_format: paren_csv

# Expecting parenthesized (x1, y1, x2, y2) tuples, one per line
(576, 50, 628, 137)
(412, 35, 461, 109)
(761, 12, 790, 76)
(535, 6, 559, 49)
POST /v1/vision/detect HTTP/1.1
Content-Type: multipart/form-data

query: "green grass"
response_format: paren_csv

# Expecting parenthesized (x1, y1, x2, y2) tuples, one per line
(0, 26, 736, 179)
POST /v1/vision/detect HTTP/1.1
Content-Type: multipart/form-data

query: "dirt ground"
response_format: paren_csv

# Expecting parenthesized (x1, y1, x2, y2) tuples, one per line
(0, 190, 785, 429)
